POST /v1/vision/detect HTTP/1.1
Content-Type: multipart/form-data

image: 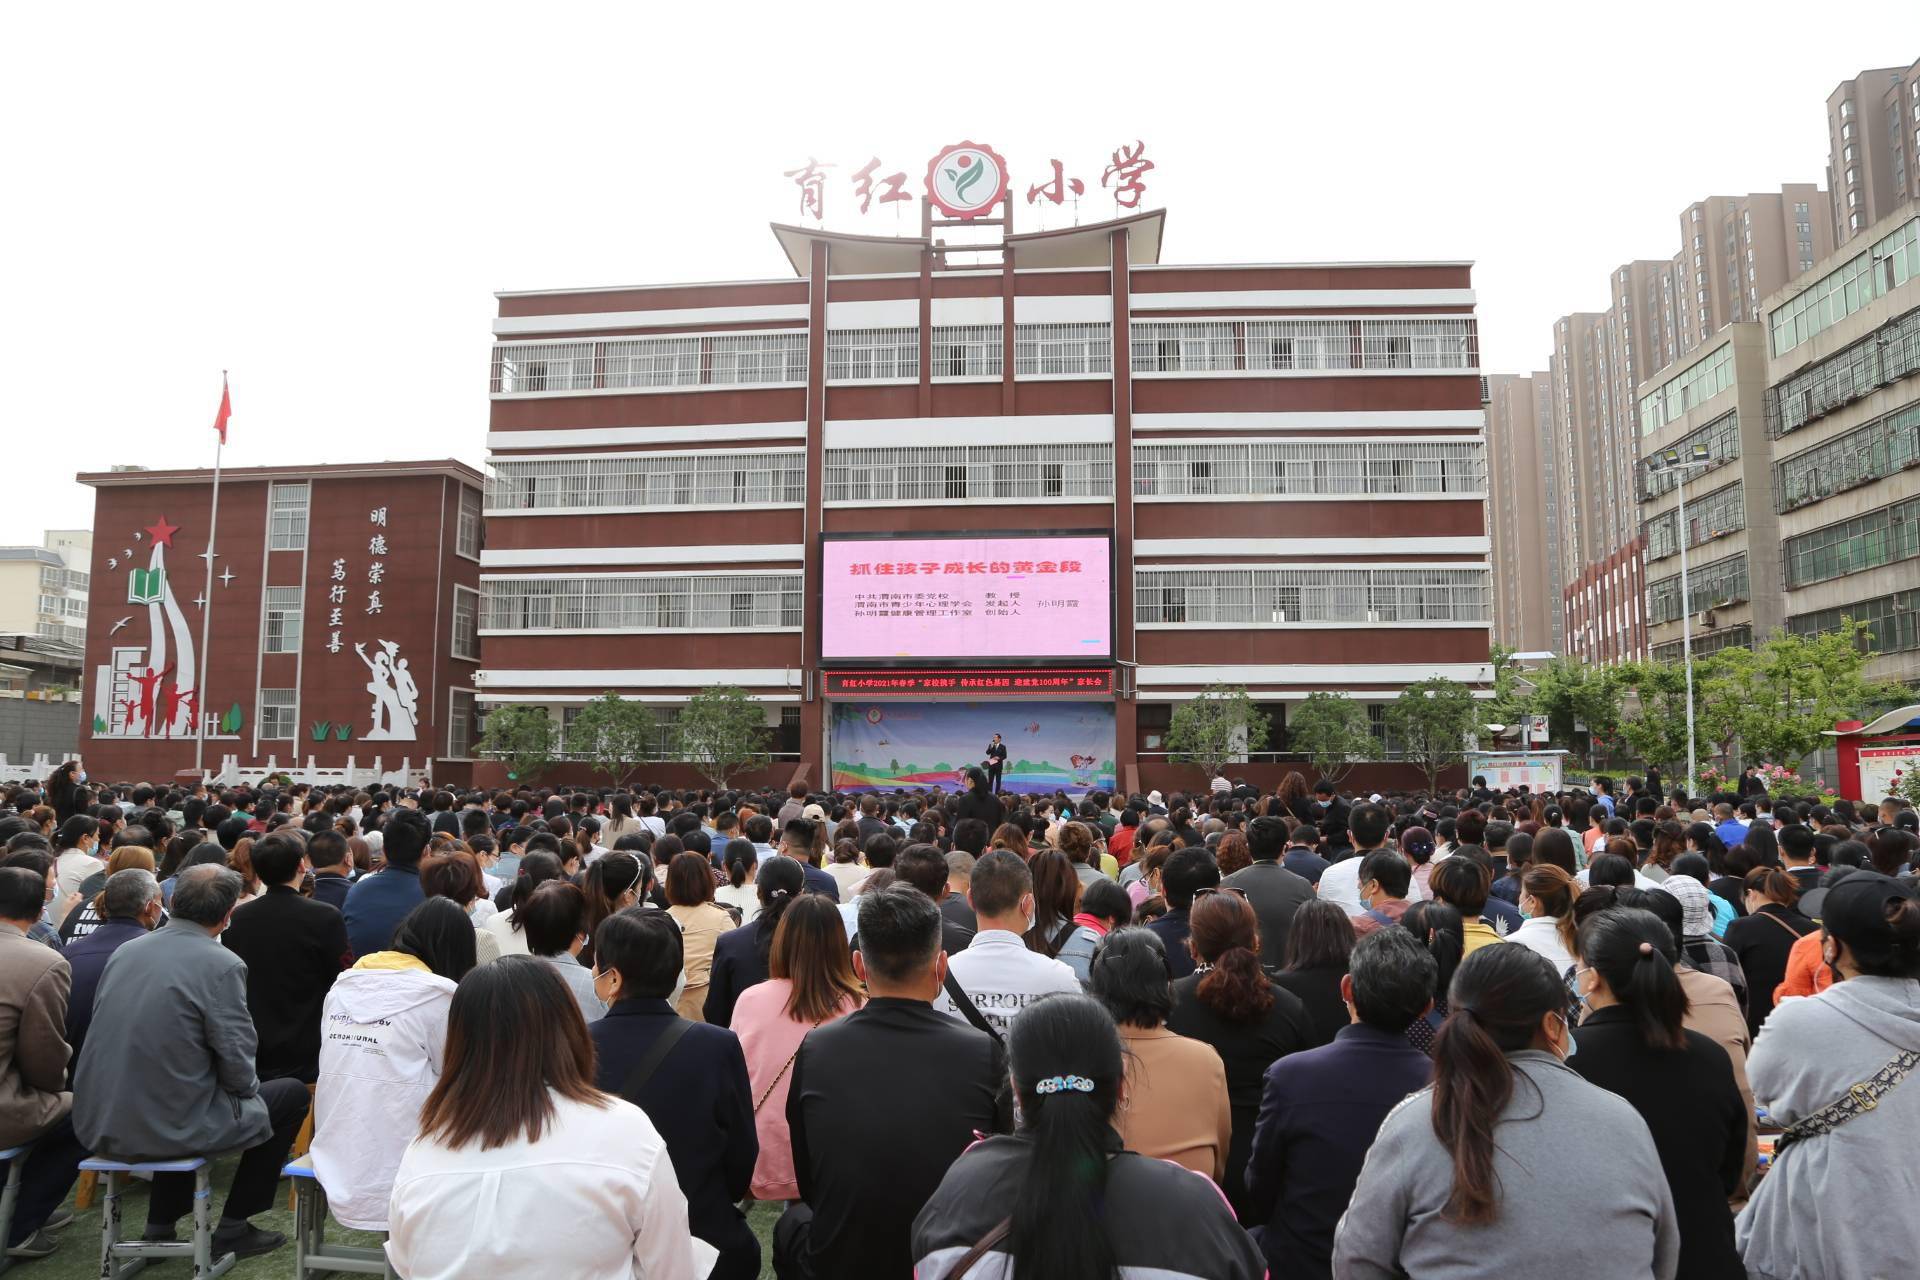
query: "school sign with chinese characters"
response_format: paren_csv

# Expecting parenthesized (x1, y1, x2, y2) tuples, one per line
(782, 139, 1154, 223)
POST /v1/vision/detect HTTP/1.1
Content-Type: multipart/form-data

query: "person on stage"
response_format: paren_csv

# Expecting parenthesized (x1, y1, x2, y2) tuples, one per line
(984, 735, 1009, 795)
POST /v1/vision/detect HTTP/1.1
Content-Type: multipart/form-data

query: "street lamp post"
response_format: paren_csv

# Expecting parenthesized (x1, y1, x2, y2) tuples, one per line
(1648, 443, 1713, 793)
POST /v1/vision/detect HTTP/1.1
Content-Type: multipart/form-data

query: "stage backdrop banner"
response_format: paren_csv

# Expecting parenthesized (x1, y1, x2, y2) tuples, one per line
(831, 700, 1117, 795)
(1465, 751, 1565, 793)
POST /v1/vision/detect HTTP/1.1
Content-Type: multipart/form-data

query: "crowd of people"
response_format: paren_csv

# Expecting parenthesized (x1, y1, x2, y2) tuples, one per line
(2, 757, 1918, 1278)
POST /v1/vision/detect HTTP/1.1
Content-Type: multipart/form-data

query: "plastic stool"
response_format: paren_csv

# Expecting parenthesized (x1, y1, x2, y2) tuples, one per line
(283, 1161, 394, 1278)
(0, 1142, 30, 1277)
(77, 1155, 235, 1279)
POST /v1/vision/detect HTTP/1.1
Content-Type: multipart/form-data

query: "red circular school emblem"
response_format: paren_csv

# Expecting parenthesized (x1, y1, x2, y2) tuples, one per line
(925, 142, 1009, 219)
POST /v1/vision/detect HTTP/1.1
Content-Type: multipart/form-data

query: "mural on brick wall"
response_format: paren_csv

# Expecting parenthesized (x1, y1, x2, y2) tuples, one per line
(91, 513, 221, 740)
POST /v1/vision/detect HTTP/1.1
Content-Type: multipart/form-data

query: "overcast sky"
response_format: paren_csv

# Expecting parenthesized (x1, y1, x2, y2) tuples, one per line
(4, 2, 1911, 544)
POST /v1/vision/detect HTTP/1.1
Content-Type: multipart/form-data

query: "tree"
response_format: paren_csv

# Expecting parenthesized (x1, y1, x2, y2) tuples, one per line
(1286, 691, 1374, 785)
(1615, 660, 1696, 776)
(567, 691, 658, 786)
(1714, 622, 1908, 768)
(1164, 684, 1270, 780)
(676, 685, 770, 789)
(474, 704, 557, 782)
(1386, 678, 1478, 794)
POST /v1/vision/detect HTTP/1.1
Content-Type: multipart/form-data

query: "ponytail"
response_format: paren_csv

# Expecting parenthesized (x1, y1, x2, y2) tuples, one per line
(753, 856, 806, 964)
(507, 851, 564, 932)
(1005, 995, 1122, 1280)
(1744, 865, 1799, 907)
(1520, 863, 1578, 957)
(1578, 907, 1688, 1052)
(1431, 945, 1568, 1226)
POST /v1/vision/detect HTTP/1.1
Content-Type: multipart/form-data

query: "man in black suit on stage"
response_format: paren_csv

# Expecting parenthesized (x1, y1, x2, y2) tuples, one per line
(983, 734, 1008, 795)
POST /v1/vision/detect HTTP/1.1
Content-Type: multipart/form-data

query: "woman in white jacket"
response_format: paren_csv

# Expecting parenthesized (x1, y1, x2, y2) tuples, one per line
(387, 956, 714, 1280)
(311, 898, 476, 1231)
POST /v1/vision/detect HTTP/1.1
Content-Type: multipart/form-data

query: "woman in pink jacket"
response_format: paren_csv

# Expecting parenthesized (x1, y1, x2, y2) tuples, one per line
(728, 894, 863, 1201)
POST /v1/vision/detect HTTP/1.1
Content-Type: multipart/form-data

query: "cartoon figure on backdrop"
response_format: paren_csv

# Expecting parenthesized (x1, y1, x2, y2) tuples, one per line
(984, 733, 1009, 794)
(129, 664, 173, 736)
(355, 639, 419, 741)
(1070, 754, 1098, 788)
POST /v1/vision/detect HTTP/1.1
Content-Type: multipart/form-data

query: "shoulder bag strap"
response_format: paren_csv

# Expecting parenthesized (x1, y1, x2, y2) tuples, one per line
(618, 1017, 693, 1104)
(943, 971, 1004, 1046)
(753, 1021, 822, 1115)
(945, 1216, 1013, 1280)
(1756, 909, 1808, 942)
(1047, 920, 1076, 958)
(1776, 1048, 1920, 1153)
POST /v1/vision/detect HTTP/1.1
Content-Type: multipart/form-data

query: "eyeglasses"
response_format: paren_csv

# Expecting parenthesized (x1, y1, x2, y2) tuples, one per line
(1193, 886, 1249, 901)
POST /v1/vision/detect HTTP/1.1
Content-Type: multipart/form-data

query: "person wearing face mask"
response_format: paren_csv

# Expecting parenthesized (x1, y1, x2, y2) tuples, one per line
(591, 909, 760, 1280)
(51, 815, 105, 923)
(519, 881, 604, 1024)
(1567, 908, 1747, 1280)
(1333, 944, 1680, 1280)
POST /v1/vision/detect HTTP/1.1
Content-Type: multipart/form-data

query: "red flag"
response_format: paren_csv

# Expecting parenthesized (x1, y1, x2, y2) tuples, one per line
(212, 375, 231, 444)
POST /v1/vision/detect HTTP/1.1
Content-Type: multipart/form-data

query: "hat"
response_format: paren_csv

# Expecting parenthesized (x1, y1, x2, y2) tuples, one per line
(1368, 793, 1384, 804)
(1822, 871, 1915, 957)
(1147, 790, 1164, 807)
(1658, 874, 1715, 938)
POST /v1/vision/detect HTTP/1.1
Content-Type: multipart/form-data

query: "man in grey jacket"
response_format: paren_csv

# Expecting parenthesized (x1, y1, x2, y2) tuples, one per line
(73, 864, 308, 1259)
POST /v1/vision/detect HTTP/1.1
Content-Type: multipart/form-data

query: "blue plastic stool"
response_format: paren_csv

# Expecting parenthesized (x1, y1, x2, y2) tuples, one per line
(282, 1161, 395, 1278)
(76, 1155, 234, 1279)
(0, 1142, 30, 1277)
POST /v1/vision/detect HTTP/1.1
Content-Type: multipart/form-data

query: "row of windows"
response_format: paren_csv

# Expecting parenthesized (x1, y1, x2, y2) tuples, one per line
(1640, 344, 1733, 436)
(1128, 319, 1477, 373)
(1769, 216, 1920, 356)
(264, 483, 481, 559)
(1646, 552, 1749, 625)
(491, 333, 810, 394)
(36, 594, 85, 620)
(481, 575, 806, 632)
(1637, 411, 1741, 501)
(824, 326, 1117, 381)
(1776, 398, 1920, 510)
(488, 439, 1489, 510)
(35, 621, 85, 648)
(253, 585, 479, 660)
(1642, 481, 1746, 563)
(38, 566, 88, 592)
(1783, 493, 1920, 589)
(1788, 588, 1920, 656)
(1649, 624, 1753, 664)
(1766, 307, 1920, 438)
(1132, 568, 1490, 625)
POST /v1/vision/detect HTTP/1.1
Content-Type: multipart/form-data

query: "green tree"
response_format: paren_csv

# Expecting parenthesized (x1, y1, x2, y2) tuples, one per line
(1615, 660, 1696, 776)
(677, 685, 771, 789)
(475, 704, 557, 782)
(1286, 691, 1374, 785)
(1386, 678, 1478, 794)
(1164, 684, 1271, 780)
(567, 691, 659, 786)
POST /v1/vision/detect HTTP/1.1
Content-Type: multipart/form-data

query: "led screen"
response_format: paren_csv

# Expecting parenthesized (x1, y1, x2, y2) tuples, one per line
(821, 534, 1113, 662)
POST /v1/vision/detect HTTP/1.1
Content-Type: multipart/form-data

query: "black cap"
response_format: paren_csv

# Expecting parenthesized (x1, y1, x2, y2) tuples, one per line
(1821, 871, 1915, 954)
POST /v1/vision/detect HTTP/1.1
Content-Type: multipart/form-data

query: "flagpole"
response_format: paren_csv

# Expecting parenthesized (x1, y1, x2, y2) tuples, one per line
(194, 372, 226, 778)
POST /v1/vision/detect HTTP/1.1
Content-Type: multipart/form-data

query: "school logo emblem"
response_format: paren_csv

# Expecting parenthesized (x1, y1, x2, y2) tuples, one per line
(925, 142, 1009, 219)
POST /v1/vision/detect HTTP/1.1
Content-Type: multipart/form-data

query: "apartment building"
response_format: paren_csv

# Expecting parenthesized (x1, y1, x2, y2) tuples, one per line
(1765, 209, 1920, 686)
(1634, 325, 1783, 664)
(1827, 61, 1920, 245)
(1485, 373, 1562, 651)
(1670, 188, 1832, 360)
(0, 530, 91, 650)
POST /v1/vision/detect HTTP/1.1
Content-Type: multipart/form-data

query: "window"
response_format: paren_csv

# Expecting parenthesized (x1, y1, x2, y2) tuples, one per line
(457, 487, 482, 558)
(258, 689, 296, 740)
(1789, 588, 1920, 655)
(482, 574, 804, 631)
(488, 451, 807, 511)
(452, 585, 480, 659)
(827, 328, 919, 382)
(1645, 553, 1749, 625)
(1651, 624, 1753, 663)
(1134, 439, 1484, 498)
(1841, 99, 1854, 118)
(268, 483, 309, 551)
(1133, 567, 1489, 625)
(823, 442, 1112, 503)
(1012, 323, 1112, 376)
(447, 689, 477, 758)
(1767, 306, 1920, 437)
(930, 325, 1003, 378)
(491, 334, 807, 394)
(1641, 481, 1746, 562)
(1640, 343, 1733, 435)
(262, 587, 303, 653)
(1783, 494, 1920, 588)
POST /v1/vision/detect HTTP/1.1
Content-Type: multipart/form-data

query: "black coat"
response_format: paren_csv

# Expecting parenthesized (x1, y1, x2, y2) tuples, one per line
(220, 884, 350, 1083)
(1724, 902, 1816, 1036)
(951, 789, 1004, 831)
(704, 918, 772, 1028)
(1571, 1006, 1748, 1280)
(1167, 974, 1315, 1223)
(1220, 859, 1316, 969)
(787, 997, 1003, 1280)
(591, 999, 758, 1269)
(1272, 965, 1348, 1049)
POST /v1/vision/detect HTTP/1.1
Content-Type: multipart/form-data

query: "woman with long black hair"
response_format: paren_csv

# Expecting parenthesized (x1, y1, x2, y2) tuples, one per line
(911, 992, 1264, 1280)
(481, 849, 563, 959)
(704, 853, 806, 1027)
(1568, 907, 1747, 1280)
(1334, 944, 1679, 1278)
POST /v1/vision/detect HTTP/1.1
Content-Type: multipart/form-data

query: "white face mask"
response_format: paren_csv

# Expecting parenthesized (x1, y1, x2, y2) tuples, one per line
(76, 771, 87, 784)
(667, 966, 687, 1011)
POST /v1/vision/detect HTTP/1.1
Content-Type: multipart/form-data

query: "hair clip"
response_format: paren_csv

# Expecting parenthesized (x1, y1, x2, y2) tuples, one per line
(1637, 941, 1655, 956)
(1035, 1075, 1095, 1095)
(769, 888, 790, 900)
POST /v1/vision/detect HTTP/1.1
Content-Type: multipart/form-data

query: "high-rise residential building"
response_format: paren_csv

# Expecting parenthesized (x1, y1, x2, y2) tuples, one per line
(1633, 325, 1783, 666)
(1485, 373, 1562, 652)
(1764, 208, 1920, 687)
(1671, 188, 1833, 358)
(0, 530, 91, 650)
(1827, 61, 1920, 245)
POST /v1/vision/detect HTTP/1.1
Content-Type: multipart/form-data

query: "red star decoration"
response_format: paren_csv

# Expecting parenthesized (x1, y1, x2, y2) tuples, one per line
(144, 515, 180, 548)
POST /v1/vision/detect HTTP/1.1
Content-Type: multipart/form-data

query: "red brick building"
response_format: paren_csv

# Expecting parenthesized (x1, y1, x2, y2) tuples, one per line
(77, 461, 484, 786)
(477, 201, 1493, 792)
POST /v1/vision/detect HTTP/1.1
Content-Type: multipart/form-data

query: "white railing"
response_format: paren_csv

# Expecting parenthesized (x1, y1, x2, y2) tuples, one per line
(1134, 566, 1491, 625)
(823, 442, 1114, 503)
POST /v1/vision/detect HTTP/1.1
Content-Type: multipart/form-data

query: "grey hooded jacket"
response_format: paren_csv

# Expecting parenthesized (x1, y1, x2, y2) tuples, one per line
(1334, 1049, 1679, 1279)
(1736, 975, 1920, 1280)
